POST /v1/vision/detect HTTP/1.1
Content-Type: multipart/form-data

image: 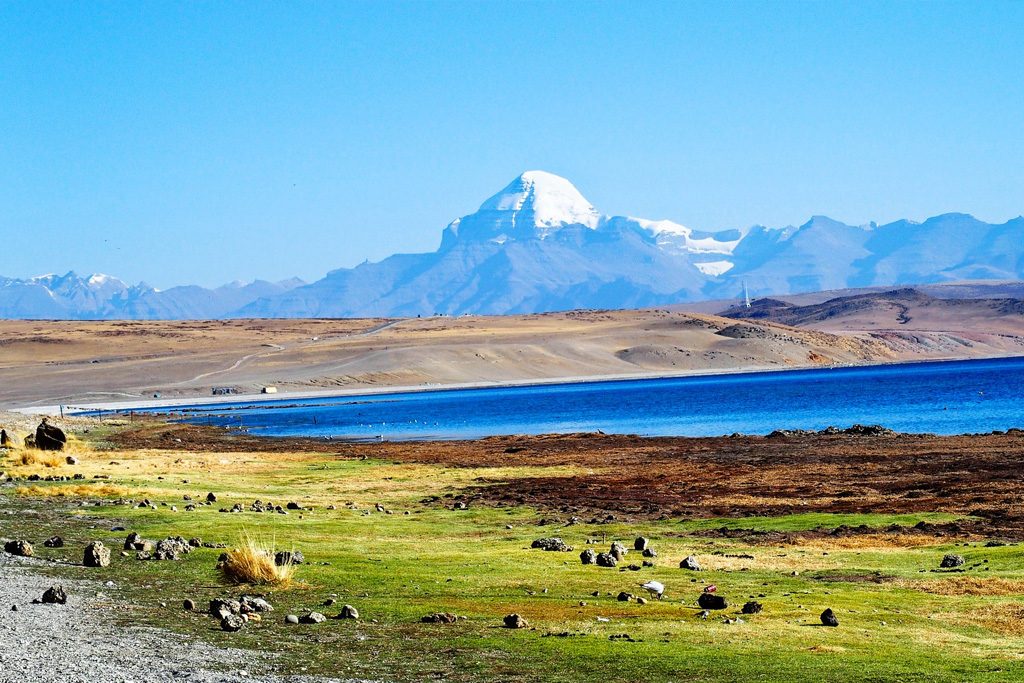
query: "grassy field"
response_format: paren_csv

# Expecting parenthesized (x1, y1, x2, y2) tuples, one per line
(2, 426, 1024, 682)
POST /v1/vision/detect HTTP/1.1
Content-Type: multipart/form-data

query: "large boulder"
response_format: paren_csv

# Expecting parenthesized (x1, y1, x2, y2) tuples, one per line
(595, 552, 617, 568)
(609, 542, 628, 561)
(83, 541, 110, 567)
(35, 421, 67, 451)
(579, 549, 597, 565)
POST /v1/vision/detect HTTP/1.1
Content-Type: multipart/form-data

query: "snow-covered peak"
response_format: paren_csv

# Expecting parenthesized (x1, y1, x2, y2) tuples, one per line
(478, 171, 600, 231)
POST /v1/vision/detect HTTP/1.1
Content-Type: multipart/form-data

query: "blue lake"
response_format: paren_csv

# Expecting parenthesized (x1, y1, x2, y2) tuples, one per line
(132, 356, 1024, 440)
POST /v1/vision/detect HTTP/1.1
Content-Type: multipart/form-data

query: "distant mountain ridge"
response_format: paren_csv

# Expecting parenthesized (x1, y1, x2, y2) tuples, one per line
(0, 272, 304, 320)
(3, 170, 1023, 319)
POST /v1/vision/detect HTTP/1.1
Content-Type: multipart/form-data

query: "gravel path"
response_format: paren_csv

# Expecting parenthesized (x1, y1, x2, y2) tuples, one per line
(0, 555, 373, 683)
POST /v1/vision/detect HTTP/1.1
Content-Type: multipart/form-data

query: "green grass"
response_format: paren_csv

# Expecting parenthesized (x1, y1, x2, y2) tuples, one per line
(4, 443, 1024, 682)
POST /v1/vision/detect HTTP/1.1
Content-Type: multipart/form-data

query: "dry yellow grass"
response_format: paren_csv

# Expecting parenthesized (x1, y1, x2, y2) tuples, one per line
(15, 483, 130, 498)
(219, 532, 296, 587)
(908, 577, 1024, 596)
(18, 450, 64, 468)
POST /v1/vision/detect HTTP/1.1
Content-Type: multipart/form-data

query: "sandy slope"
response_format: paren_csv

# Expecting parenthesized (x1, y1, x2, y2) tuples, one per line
(1, 303, 1021, 410)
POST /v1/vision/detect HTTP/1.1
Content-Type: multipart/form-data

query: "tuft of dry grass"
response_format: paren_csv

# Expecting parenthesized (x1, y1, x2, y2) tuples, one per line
(19, 450, 64, 468)
(219, 532, 296, 587)
(15, 483, 130, 498)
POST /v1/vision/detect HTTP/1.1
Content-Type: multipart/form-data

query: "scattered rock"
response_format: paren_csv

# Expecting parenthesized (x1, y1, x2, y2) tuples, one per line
(183, 599, 196, 611)
(531, 537, 572, 552)
(41, 586, 67, 605)
(633, 537, 649, 551)
(741, 601, 763, 615)
(285, 614, 300, 625)
(579, 549, 597, 565)
(617, 592, 634, 602)
(221, 614, 246, 632)
(679, 555, 702, 571)
(596, 552, 617, 568)
(421, 612, 459, 624)
(503, 613, 528, 629)
(4, 540, 34, 557)
(83, 541, 110, 567)
(697, 593, 728, 610)
(210, 599, 242, 619)
(275, 550, 305, 566)
(206, 492, 217, 503)
(299, 611, 327, 624)
(43, 536, 64, 548)
(240, 596, 273, 613)
(940, 554, 966, 569)
(65, 455, 78, 465)
(337, 605, 359, 620)
(609, 542, 627, 561)
(642, 548, 657, 558)
(820, 608, 839, 627)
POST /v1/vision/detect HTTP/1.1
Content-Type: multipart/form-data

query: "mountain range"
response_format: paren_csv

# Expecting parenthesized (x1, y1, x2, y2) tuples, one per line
(3, 170, 1022, 319)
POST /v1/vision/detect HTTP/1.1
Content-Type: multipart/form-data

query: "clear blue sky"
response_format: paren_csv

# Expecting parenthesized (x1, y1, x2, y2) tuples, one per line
(1, 1, 1022, 288)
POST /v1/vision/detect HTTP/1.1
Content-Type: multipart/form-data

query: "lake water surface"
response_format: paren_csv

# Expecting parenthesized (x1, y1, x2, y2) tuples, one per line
(139, 357, 1024, 440)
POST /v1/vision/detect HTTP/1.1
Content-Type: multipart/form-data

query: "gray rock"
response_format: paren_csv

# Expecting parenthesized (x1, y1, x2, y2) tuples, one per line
(596, 552, 617, 568)
(285, 614, 300, 625)
(299, 611, 327, 624)
(337, 605, 359, 619)
(531, 537, 572, 552)
(679, 555, 702, 571)
(43, 536, 64, 548)
(633, 537, 649, 551)
(820, 608, 839, 627)
(609, 542, 627, 561)
(83, 542, 110, 568)
(642, 548, 657, 558)
(183, 599, 196, 611)
(940, 554, 966, 568)
(274, 550, 304, 566)
(579, 549, 597, 565)
(220, 614, 246, 632)
(617, 592, 634, 602)
(503, 613, 528, 629)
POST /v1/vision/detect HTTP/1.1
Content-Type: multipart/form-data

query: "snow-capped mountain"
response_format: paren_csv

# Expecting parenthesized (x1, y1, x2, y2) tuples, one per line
(3, 170, 1023, 319)
(0, 272, 304, 320)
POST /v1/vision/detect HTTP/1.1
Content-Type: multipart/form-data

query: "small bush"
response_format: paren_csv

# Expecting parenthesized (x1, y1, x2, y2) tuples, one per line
(219, 532, 295, 587)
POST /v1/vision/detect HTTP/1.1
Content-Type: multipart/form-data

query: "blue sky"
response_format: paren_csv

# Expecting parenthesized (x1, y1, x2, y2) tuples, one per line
(1, 1, 1022, 288)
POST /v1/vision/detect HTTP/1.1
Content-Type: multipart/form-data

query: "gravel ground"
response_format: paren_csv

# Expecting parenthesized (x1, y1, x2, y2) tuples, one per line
(0, 555, 373, 683)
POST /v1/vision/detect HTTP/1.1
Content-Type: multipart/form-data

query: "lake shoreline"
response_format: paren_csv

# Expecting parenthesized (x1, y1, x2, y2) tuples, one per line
(19, 351, 1022, 417)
